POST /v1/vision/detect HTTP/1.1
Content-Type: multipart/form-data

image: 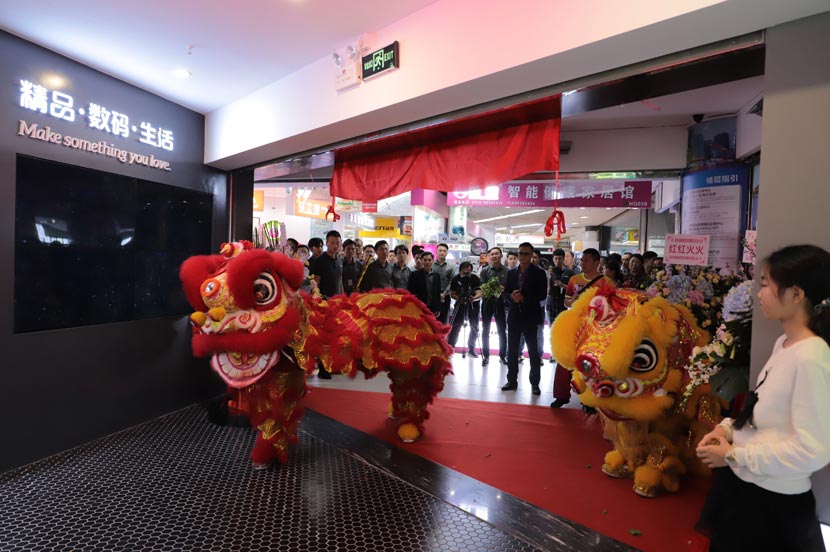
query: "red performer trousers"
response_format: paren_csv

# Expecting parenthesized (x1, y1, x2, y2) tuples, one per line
(552, 363, 572, 401)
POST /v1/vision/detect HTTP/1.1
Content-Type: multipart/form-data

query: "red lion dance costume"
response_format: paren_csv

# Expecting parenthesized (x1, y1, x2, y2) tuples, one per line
(180, 241, 452, 468)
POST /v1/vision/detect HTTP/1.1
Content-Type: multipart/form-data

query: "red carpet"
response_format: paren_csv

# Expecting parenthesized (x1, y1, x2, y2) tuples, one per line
(304, 387, 711, 552)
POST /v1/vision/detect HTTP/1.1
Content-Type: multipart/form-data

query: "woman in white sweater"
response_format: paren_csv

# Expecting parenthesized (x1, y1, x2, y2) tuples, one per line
(696, 244, 830, 551)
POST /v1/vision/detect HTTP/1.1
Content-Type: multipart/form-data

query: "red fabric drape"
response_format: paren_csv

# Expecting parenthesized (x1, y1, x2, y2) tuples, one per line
(330, 96, 561, 201)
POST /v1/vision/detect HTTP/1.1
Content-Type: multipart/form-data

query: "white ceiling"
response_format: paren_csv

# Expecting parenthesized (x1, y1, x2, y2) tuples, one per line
(561, 76, 764, 131)
(0, 0, 439, 113)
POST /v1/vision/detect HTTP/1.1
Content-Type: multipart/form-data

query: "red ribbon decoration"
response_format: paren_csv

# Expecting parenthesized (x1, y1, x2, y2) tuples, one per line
(544, 171, 565, 239)
(325, 196, 340, 222)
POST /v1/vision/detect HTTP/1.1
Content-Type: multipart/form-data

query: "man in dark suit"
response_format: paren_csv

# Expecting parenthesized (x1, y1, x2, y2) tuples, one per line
(407, 251, 442, 317)
(502, 242, 548, 395)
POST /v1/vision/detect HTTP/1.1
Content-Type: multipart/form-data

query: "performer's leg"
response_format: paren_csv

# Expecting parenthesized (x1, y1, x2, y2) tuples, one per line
(388, 359, 451, 442)
(248, 368, 307, 467)
(552, 364, 572, 403)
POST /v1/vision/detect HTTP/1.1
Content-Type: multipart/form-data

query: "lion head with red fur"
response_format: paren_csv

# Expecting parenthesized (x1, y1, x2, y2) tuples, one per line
(179, 242, 305, 388)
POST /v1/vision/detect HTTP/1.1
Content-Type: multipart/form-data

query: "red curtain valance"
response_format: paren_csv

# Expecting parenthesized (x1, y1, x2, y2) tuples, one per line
(330, 96, 561, 201)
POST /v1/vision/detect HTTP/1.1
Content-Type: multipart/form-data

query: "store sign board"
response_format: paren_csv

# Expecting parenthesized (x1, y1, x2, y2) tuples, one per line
(362, 201, 378, 213)
(399, 216, 413, 236)
(374, 216, 397, 232)
(361, 41, 399, 80)
(15, 76, 175, 171)
(664, 234, 710, 266)
(447, 181, 651, 208)
(253, 191, 265, 212)
(293, 189, 330, 220)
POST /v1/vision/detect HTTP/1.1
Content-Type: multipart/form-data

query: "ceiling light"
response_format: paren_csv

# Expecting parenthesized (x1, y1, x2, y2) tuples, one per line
(43, 74, 66, 88)
(332, 52, 342, 67)
(473, 209, 545, 224)
(171, 68, 191, 79)
(580, 216, 589, 219)
(510, 223, 542, 229)
(579, 207, 586, 210)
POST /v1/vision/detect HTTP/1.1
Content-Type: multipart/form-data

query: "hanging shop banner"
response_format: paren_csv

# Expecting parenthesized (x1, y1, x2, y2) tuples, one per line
(681, 164, 749, 268)
(664, 234, 711, 266)
(447, 181, 651, 208)
(291, 190, 330, 220)
(448, 207, 467, 242)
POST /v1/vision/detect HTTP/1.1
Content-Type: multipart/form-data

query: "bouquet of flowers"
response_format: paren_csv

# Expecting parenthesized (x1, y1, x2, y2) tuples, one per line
(481, 277, 504, 301)
(647, 265, 746, 331)
(681, 279, 753, 404)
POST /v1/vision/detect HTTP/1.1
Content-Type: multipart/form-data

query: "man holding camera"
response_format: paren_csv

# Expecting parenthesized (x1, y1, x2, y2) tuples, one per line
(447, 261, 482, 356)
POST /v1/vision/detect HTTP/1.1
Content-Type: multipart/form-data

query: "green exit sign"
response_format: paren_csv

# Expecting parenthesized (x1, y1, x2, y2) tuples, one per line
(362, 41, 399, 81)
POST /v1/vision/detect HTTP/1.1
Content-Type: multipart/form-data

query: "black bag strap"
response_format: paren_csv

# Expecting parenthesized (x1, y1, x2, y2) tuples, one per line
(575, 274, 604, 299)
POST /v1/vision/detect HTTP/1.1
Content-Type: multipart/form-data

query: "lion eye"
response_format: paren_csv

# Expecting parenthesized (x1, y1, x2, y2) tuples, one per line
(631, 339, 658, 372)
(253, 272, 279, 306)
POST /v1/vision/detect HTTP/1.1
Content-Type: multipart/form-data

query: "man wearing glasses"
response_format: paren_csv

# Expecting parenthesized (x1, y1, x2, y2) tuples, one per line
(501, 243, 547, 395)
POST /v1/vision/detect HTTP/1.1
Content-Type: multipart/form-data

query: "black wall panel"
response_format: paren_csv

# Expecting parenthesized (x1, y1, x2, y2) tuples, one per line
(0, 30, 228, 471)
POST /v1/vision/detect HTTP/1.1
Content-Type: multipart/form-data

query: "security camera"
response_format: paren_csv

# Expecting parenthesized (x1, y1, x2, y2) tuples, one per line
(692, 114, 704, 124)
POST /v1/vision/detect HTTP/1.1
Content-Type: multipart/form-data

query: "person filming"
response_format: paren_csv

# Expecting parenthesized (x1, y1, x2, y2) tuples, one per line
(447, 261, 482, 357)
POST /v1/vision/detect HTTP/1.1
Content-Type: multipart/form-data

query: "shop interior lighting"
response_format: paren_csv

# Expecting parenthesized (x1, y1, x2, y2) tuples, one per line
(171, 68, 192, 79)
(508, 223, 543, 229)
(473, 209, 545, 224)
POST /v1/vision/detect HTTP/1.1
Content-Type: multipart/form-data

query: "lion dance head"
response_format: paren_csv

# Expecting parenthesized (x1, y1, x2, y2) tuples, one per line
(552, 285, 709, 422)
(179, 241, 306, 389)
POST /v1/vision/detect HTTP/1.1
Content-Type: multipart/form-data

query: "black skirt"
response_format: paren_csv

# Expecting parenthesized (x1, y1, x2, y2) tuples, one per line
(697, 467, 825, 552)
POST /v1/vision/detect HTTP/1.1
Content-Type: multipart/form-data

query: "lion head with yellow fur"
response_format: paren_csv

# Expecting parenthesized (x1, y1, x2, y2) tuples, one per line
(552, 285, 709, 422)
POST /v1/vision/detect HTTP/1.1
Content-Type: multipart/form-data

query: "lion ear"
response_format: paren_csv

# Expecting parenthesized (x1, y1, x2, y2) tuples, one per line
(551, 288, 598, 370)
(640, 297, 682, 348)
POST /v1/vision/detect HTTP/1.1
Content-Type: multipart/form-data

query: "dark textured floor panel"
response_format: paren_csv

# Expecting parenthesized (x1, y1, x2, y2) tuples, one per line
(0, 405, 540, 552)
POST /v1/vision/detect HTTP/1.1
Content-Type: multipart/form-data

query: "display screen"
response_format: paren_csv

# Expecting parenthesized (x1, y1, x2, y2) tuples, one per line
(14, 155, 213, 333)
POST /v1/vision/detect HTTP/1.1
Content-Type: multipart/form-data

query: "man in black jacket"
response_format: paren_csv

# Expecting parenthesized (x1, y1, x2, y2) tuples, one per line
(479, 247, 508, 366)
(407, 251, 442, 316)
(502, 242, 548, 395)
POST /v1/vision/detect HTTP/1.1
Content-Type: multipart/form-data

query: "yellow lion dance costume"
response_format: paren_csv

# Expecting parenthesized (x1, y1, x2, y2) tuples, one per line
(180, 241, 452, 468)
(552, 285, 725, 497)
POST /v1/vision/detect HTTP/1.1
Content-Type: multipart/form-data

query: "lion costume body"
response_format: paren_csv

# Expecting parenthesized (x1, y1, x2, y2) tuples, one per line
(552, 285, 724, 497)
(180, 242, 452, 468)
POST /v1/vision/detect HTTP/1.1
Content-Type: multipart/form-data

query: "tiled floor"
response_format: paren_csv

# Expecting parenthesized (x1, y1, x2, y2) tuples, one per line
(312, 350, 581, 408)
(0, 406, 547, 552)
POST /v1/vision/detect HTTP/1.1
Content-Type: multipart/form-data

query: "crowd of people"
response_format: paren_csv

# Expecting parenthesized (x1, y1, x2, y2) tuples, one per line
(275, 234, 830, 546)
(273, 231, 667, 404)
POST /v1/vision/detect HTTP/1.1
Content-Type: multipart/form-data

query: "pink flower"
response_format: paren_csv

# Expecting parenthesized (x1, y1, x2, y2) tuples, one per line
(688, 290, 705, 306)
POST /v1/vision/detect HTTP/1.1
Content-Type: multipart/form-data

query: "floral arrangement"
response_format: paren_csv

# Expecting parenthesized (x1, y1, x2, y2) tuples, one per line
(680, 279, 754, 404)
(646, 265, 746, 331)
(481, 277, 504, 301)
